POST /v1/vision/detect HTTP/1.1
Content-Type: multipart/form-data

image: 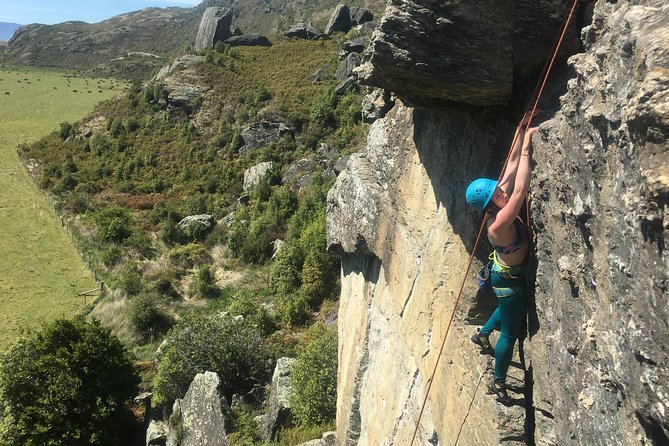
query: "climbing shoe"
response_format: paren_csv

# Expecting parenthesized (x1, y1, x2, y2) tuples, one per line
(487, 378, 511, 405)
(471, 327, 492, 353)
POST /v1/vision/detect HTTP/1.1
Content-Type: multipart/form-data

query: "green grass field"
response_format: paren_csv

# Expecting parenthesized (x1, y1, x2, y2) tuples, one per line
(0, 66, 126, 350)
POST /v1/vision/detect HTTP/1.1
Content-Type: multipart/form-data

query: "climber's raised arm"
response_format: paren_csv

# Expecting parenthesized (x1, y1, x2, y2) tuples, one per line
(488, 127, 537, 234)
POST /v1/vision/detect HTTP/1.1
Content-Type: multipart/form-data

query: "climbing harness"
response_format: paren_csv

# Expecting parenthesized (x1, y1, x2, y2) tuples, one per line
(409, 1, 580, 444)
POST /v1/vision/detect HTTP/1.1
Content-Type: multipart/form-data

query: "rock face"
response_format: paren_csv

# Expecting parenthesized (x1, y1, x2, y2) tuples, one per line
(225, 34, 272, 47)
(285, 22, 321, 40)
(335, 53, 361, 81)
(325, 5, 351, 35)
(195, 7, 233, 52)
(178, 214, 215, 233)
(240, 121, 293, 153)
(261, 357, 296, 441)
(328, 0, 668, 445)
(361, 88, 394, 124)
(146, 420, 168, 446)
(243, 162, 276, 192)
(349, 7, 374, 26)
(167, 372, 230, 446)
(357, 0, 581, 106)
(527, 2, 669, 444)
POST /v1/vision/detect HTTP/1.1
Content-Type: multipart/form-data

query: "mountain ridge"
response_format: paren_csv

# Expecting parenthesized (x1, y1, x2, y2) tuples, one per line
(0, 22, 21, 42)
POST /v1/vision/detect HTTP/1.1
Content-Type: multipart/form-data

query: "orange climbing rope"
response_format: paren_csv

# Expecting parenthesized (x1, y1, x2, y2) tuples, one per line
(409, 1, 580, 444)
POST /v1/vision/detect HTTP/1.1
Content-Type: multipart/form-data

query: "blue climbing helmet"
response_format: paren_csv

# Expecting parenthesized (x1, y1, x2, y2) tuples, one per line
(466, 178, 498, 214)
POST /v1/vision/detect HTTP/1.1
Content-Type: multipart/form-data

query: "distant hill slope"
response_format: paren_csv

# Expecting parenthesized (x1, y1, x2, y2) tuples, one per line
(0, 0, 384, 81)
(0, 22, 21, 41)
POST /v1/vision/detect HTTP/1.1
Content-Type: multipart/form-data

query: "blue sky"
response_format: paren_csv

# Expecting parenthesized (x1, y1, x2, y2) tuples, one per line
(0, 1, 203, 25)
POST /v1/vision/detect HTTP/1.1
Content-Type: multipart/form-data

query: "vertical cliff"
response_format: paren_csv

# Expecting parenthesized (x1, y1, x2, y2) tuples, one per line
(327, 0, 668, 445)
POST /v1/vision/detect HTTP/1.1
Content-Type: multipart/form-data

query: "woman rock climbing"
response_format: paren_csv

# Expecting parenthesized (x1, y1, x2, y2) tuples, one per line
(466, 118, 538, 404)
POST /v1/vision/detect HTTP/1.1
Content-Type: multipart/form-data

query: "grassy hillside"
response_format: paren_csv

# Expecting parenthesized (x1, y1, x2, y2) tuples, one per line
(18, 35, 367, 443)
(1, 0, 386, 81)
(0, 66, 126, 350)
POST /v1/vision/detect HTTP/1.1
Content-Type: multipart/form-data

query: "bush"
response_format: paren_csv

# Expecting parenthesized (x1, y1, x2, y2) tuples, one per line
(269, 243, 303, 295)
(128, 294, 174, 341)
(58, 121, 72, 140)
(290, 323, 337, 425)
(167, 243, 212, 269)
(274, 293, 311, 327)
(95, 207, 134, 243)
(193, 265, 219, 299)
(118, 268, 144, 296)
(101, 245, 123, 267)
(227, 289, 275, 336)
(0, 318, 139, 446)
(152, 315, 271, 408)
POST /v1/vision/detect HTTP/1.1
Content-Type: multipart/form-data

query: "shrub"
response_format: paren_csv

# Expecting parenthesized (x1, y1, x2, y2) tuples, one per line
(0, 318, 139, 446)
(95, 207, 134, 243)
(290, 323, 337, 425)
(269, 243, 303, 295)
(193, 265, 219, 299)
(118, 269, 144, 296)
(101, 245, 123, 267)
(128, 294, 174, 341)
(58, 121, 72, 140)
(167, 243, 212, 269)
(152, 315, 271, 408)
(274, 293, 311, 327)
(227, 288, 275, 336)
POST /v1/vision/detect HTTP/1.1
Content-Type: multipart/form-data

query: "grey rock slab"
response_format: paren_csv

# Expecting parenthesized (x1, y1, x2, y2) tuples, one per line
(195, 7, 232, 52)
(239, 121, 293, 153)
(167, 371, 230, 446)
(335, 53, 361, 81)
(177, 214, 215, 232)
(261, 357, 296, 441)
(146, 420, 168, 446)
(225, 34, 271, 47)
(334, 76, 358, 96)
(310, 64, 331, 83)
(285, 22, 321, 40)
(325, 4, 351, 35)
(350, 7, 374, 26)
(243, 161, 275, 192)
(342, 37, 366, 54)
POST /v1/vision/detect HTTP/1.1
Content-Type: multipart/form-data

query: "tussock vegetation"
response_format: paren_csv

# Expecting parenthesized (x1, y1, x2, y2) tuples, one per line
(15, 37, 368, 443)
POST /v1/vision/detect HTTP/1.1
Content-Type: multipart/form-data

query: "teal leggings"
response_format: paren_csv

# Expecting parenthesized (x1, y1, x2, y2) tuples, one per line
(479, 261, 527, 383)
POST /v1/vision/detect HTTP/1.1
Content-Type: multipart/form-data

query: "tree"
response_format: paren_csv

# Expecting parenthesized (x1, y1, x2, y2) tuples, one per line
(0, 318, 139, 446)
(152, 314, 270, 409)
(290, 323, 338, 425)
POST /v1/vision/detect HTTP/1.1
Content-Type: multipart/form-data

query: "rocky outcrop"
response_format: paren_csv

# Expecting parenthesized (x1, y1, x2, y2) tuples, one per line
(334, 77, 358, 96)
(357, 0, 581, 106)
(325, 5, 351, 35)
(167, 372, 231, 446)
(335, 53, 361, 81)
(526, 2, 669, 444)
(146, 420, 168, 446)
(225, 34, 272, 47)
(240, 121, 293, 153)
(361, 88, 394, 123)
(195, 7, 233, 52)
(349, 8, 374, 27)
(243, 162, 276, 192)
(342, 38, 366, 55)
(178, 214, 215, 233)
(261, 357, 296, 441)
(329, 0, 668, 445)
(285, 22, 321, 40)
(328, 103, 524, 445)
